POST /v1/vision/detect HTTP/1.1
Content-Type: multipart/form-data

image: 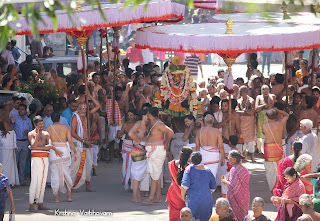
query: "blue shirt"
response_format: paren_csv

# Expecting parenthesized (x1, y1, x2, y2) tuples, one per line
(11, 47, 21, 65)
(12, 115, 33, 140)
(44, 116, 70, 130)
(61, 108, 73, 125)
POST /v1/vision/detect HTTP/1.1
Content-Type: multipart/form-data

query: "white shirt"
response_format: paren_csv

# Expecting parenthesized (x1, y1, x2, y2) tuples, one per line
(141, 49, 154, 64)
(301, 132, 319, 172)
(1, 49, 15, 70)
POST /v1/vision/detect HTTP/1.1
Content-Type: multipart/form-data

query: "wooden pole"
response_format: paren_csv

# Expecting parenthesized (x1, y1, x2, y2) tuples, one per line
(81, 44, 91, 141)
(228, 66, 232, 135)
(284, 51, 288, 111)
(99, 32, 103, 76)
(113, 52, 117, 124)
(86, 39, 89, 68)
(105, 29, 112, 72)
(310, 48, 316, 89)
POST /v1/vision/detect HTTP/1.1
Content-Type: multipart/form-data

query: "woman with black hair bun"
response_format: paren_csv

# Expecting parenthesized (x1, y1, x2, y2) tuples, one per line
(301, 164, 320, 213)
(274, 141, 303, 193)
(166, 146, 193, 221)
(272, 167, 306, 220)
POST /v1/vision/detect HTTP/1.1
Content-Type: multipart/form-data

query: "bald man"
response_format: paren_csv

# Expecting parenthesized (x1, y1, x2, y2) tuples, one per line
(196, 114, 225, 177)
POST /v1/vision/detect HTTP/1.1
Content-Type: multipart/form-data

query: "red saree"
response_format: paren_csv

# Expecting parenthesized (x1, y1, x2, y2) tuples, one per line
(166, 160, 186, 221)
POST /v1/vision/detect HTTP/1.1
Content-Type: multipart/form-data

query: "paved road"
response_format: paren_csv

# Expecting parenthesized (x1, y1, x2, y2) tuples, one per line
(5, 153, 277, 220)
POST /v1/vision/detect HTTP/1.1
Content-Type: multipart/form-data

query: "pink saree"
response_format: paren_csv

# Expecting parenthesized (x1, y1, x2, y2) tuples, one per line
(274, 178, 306, 221)
(227, 164, 250, 221)
(275, 157, 294, 191)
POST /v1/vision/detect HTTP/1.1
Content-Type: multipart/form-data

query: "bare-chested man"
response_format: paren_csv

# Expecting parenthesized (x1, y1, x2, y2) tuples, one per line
(297, 96, 318, 134)
(0, 98, 19, 186)
(71, 97, 100, 192)
(262, 108, 289, 191)
(220, 99, 240, 144)
(88, 99, 102, 176)
(45, 112, 77, 203)
(28, 116, 62, 212)
(237, 86, 256, 162)
(196, 114, 225, 178)
(143, 107, 174, 204)
(92, 73, 102, 100)
(256, 84, 276, 152)
(128, 109, 150, 202)
(297, 194, 320, 221)
(117, 109, 137, 190)
(115, 86, 129, 123)
(182, 115, 201, 151)
(137, 85, 152, 111)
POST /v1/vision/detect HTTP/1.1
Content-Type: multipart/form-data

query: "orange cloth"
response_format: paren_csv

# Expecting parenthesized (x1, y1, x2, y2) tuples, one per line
(264, 143, 283, 162)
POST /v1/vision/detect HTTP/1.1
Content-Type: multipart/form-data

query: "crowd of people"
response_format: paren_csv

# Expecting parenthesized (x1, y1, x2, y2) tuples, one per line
(0, 13, 320, 220)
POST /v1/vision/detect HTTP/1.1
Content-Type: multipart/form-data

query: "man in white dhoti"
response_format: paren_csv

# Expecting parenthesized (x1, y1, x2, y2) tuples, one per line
(196, 114, 225, 178)
(182, 115, 201, 151)
(117, 110, 136, 190)
(300, 119, 319, 172)
(46, 112, 78, 202)
(0, 98, 19, 187)
(128, 109, 150, 202)
(28, 116, 63, 212)
(143, 107, 173, 204)
(71, 101, 99, 192)
(262, 109, 289, 191)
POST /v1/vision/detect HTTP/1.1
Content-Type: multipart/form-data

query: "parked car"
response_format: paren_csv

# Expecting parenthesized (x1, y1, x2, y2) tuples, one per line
(32, 56, 99, 77)
(0, 90, 33, 108)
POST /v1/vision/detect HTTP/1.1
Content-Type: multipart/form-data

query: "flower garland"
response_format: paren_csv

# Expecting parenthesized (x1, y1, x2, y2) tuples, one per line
(155, 65, 197, 117)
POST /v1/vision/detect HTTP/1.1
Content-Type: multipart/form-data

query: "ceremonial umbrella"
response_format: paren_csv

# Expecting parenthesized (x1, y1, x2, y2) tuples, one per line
(12, 0, 185, 35)
(135, 20, 320, 132)
(193, 0, 223, 11)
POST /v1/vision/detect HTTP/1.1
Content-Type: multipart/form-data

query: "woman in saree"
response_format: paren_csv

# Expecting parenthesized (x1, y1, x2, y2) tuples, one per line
(300, 164, 320, 213)
(167, 146, 193, 221)
(274, 141, 302, 193)
(294, 154, 313, 194)
(181, 152, 216, 221)
(222, 150, 250, 221)
(271, 167, 306, 221)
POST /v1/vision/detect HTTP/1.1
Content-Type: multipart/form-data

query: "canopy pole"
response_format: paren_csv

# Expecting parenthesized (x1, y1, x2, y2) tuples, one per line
(284, 51, 288, 111)
(310, 48, 316, 89)
(106, 28, 112, 73)
(99, 32, 103, 76)
(80, 43, 91, 141)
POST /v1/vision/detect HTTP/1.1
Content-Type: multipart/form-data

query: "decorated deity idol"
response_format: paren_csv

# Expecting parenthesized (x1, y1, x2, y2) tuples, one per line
(153, 56, 197, 117)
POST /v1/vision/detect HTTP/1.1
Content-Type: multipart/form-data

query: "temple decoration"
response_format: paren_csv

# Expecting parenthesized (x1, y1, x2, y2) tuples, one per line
(154, 56, 197, 117)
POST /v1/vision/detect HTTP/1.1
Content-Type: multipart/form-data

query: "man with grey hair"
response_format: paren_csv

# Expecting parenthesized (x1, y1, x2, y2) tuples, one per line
(297, 194, 320, 221)
(180, 207, 193, 221)
(300, 119, 319, 172)
(244, 197, 271, 221)
(196, 114, 225, 177)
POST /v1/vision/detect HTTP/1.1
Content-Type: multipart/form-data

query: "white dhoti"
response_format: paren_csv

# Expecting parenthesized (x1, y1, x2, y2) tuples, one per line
(244, 141, 255, 154)
(71, 148, 92, 189)
(145, 142, 166, 181)
(0, 149, 19, 186)
(50, 142, 72, 195)
(90, 144, 100, 167)
(0, 131, 19, 186)
(121, 139, 133, 190)
(170, 133, 187, 160)
(264, 161, 278, 191)
(29, 151, 49, 205)
(131, 160, 149, 191)
(200, 146, 220, 178)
